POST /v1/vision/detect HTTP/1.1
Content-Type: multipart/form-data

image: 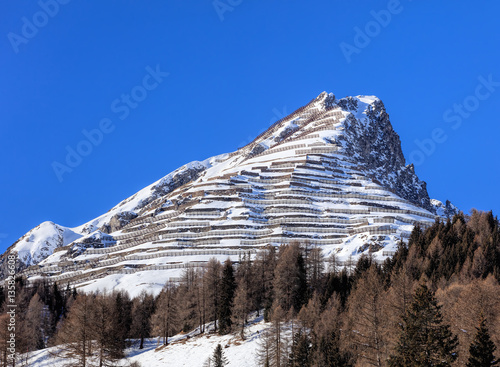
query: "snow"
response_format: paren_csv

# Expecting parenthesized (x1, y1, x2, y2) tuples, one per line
(353, 95, 380, 126)
(24, 314, 272, 367)
(79, 269, 181, 298)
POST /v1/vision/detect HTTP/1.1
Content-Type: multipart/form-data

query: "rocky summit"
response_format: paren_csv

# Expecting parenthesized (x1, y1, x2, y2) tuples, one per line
(1, 92, 454, 296)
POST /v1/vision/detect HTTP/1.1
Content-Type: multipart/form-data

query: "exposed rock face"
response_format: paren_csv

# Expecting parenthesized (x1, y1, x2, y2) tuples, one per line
(431, 199, 459, 219)
(151, 164, 207, 199)
(137, 163, 209, 214)
(100, 211, 138, 234)
(248, 143, 266, 158)
(337, 97, 432, 211)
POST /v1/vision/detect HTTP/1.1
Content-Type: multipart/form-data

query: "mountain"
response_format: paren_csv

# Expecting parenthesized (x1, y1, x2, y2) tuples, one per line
(1, 92, 454, 296)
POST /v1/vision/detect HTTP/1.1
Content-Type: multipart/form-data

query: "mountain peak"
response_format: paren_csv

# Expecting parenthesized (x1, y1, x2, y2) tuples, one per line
(2, 92, 449, 294)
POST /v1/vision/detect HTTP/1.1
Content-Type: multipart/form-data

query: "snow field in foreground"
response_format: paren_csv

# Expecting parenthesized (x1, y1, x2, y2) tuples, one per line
(25, 314, 277, 367)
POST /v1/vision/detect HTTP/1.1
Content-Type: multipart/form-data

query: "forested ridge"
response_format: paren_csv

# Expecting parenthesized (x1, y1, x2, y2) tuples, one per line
(1, 209, 499, 366)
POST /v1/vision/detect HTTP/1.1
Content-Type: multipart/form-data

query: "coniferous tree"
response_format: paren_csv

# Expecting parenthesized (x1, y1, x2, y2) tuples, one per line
(218, 259, 236, 335)
(0, 314, 10, 366)
(19, 293, 45, 353)
(436, 276, 500, 365)
(304, 244, 325, 293)
(389, 283, 458, 366)
(52, 283, 65, 319)
(112, 290, 132, 352)
(298, 292, 321, 346)
(257, 304, 287, 367)
(467, 314, 498, 367)
(288, 329, 311, 367)
(256, 327, 274, 367)
(232, 252, 255, 324)
(315, 329, 351, 367)
(313, 294, 352, 367)
(178, 266, 203, 333)
(294, 250, 308, 312)
(211, 343, 228, 367)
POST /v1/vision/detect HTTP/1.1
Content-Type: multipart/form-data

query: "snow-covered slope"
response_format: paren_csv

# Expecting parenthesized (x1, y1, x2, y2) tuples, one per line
(24, 314, 276, 367)
(3, 92, 454, 293)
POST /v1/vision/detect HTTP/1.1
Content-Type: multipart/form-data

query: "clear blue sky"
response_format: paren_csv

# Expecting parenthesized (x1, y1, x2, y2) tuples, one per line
(1, 1, 499, 253)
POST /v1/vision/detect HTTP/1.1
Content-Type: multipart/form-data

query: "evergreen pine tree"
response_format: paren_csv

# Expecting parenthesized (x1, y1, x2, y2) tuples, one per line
(211, 343, 228, 367)
(314, 329, 351, 367)
(467, 313, 498, 367)
(112, 291, 132, 354)
(219, 259, 236, 335)
(288, 329, 311, 367)
(389, 283, 458, 367)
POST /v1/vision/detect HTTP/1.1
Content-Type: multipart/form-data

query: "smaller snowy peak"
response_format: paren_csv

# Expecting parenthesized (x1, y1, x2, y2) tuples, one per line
(0, 221, 81, 276)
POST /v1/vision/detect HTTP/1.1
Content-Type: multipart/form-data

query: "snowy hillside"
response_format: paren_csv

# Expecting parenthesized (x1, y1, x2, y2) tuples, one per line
(3, 91, 454, 293)
(25, 315, 271, 367)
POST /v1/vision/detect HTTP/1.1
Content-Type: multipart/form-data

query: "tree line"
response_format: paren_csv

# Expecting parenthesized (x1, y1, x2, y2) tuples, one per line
(0, 209, 499, 366)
